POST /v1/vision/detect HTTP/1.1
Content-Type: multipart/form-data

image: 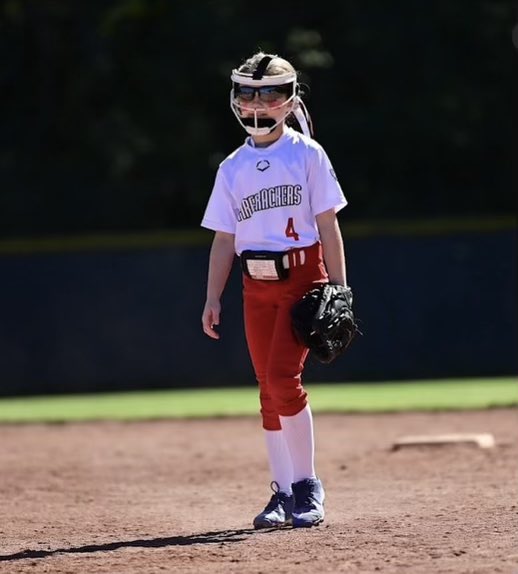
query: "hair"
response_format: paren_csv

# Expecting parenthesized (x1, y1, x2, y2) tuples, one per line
(237, 51, 296, 77)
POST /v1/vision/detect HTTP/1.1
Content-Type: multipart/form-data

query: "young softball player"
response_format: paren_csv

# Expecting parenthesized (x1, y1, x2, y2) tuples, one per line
(201, 51, 348, 528)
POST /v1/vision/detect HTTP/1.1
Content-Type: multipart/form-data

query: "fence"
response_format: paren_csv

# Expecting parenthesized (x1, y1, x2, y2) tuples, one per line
(0, 220, 516, 396)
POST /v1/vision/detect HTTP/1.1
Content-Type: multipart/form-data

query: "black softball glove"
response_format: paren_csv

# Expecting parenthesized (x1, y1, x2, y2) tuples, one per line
(291, 283, 359, 364)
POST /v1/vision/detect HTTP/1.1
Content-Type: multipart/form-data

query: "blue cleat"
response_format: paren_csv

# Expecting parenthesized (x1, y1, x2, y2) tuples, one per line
(291, 477, 325, 527)
(253, 481, 294, 529)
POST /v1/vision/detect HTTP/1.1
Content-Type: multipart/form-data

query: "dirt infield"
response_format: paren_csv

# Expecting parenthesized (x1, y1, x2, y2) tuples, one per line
(0, 409, 516, 574)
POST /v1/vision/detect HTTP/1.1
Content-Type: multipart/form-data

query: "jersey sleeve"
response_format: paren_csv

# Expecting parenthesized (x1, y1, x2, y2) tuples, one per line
(307, 144, 347, 216)
(200, 168, 237, 234)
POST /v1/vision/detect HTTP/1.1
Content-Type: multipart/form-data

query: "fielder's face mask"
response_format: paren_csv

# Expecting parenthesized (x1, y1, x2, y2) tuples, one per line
(230, 55, 313, 137)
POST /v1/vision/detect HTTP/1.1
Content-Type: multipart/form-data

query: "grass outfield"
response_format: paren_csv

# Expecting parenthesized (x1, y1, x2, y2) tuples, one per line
(0, 377, 516, 423)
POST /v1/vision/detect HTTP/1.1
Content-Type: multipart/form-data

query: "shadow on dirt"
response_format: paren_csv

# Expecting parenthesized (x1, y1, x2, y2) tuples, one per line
(0, 528, 269, 561)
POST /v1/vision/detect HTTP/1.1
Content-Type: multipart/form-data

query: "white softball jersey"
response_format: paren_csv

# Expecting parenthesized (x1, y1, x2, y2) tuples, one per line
(201, 127, 347, 255)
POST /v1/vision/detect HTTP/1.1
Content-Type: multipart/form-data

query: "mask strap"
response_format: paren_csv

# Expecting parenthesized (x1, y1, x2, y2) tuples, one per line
(293, 97, 314, 138)
(252, 56, 273, 80)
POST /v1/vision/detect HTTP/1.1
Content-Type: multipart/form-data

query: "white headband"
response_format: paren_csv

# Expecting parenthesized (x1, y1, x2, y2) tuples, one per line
(230, 70, 297, 86)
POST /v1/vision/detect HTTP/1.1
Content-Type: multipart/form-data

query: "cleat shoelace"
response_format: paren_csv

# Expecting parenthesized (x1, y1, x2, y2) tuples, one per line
(262, 481, 290, 512)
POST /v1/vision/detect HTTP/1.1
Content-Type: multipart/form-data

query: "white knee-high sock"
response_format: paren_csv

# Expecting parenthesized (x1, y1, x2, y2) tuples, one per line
(279, 404, 316, 483)
(264, 430, 293, 494)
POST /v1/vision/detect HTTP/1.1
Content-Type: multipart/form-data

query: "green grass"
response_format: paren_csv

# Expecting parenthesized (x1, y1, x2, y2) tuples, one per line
(0, 377, 516, 423)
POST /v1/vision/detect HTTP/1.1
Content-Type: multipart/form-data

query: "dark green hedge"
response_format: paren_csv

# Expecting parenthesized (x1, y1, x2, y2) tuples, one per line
(0, 1, 514, 237)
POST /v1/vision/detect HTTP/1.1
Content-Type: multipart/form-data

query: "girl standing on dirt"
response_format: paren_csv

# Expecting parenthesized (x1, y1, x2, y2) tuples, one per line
(201, 51, 348, 528)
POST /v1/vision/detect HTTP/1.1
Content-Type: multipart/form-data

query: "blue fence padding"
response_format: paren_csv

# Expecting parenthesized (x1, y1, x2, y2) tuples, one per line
(0, 230, 516, 396)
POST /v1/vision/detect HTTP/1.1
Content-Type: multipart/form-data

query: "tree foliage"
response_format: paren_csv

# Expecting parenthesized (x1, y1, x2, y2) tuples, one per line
(0, 0, 513, 237)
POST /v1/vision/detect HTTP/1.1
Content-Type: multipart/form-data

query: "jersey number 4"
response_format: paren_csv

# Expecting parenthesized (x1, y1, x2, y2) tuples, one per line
(285, 217, 300, 241)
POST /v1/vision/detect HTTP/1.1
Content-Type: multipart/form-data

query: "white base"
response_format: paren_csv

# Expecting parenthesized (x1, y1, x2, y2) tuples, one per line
(392, 432, 495, 450)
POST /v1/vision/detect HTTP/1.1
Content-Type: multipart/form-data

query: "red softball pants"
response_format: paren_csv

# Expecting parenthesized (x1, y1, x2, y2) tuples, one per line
(243, 242, 328, 430)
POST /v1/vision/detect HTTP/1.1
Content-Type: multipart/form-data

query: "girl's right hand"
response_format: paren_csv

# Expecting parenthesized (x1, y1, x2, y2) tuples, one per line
(202, 299, 221, 339)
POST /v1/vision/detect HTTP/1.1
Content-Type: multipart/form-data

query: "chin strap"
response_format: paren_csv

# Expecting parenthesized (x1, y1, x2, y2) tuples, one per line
(292, 98, 314, 138)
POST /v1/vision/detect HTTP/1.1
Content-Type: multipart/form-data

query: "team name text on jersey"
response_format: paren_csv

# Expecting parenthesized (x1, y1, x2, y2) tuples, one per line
(237, 184, 302, 222)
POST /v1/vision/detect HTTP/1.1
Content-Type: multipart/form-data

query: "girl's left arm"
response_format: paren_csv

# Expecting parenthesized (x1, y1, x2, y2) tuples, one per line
(316, 208, 347, 286)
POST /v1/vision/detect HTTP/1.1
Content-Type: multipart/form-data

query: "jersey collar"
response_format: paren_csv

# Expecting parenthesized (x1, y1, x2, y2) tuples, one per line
(245, 126, 290, 153)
